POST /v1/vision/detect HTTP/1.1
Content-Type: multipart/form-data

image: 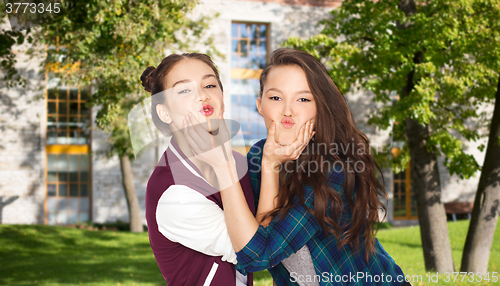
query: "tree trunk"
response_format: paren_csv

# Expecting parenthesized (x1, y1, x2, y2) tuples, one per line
(398, 0, 455, 272)
(461, 74, 500, 274)
(119, 155, 143, 233)
(405, 117, 454, 272)
(401, 50, 454, 272)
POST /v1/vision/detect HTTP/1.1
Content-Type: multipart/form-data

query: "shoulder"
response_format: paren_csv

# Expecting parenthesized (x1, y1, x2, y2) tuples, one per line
(147, 151, 172, 191)
(246, 139, 266, 173)
(146, 153, 175, 210)
(247, 139, 266, 160)
(247, 139, 266, 171)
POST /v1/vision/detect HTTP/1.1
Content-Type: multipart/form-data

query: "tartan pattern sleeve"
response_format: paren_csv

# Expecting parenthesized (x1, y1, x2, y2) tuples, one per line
(240, 140, 406, 285)
(236, 190, 321, 274)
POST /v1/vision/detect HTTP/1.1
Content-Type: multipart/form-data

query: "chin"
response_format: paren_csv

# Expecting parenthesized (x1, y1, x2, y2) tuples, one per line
(275, 131, 297, 146)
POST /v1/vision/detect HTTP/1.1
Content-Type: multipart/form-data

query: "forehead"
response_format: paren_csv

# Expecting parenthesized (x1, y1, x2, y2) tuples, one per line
(265, 65, 309, 89)
(165, 59, 215, 88)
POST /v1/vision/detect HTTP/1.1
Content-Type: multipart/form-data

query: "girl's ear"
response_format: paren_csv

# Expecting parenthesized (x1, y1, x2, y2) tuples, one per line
(156, 104, 172, 124)
(256, 97, 263, 117)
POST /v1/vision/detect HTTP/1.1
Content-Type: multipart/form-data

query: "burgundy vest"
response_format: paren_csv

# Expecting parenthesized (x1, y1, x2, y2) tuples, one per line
(146, 140, 255, 286)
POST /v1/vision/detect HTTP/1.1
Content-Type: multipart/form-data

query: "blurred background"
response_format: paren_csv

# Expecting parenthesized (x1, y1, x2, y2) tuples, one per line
(1, 0, 499, 285)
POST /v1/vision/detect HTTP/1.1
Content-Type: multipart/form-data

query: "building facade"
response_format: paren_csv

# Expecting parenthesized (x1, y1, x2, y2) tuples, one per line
(0, 0, 489, 226)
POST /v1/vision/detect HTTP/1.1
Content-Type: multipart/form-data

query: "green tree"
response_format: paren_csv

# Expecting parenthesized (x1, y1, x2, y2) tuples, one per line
(285, 0, 499, 272)
(458, 0, 500, 274)
(0, 2, 31, 88)
(32, 0, 218, 232)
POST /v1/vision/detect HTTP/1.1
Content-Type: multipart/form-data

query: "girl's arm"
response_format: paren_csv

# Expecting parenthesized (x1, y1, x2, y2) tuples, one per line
(214, 121, 314, 251)
(213, 160, 259, 251)
(183, 112, 313, 251)
(156, 184, 239, 263)
(255, 159, 280, 226)
(255, 121, 314, 226)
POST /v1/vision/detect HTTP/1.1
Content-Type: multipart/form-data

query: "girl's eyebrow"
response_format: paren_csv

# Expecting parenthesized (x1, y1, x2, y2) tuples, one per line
(172, 74, 216, 88)
(202, 74, 216, 80)
(265, 87, 312, 95)
(265, 87, 282, 94)
(172, 79, 191, 88)
(297, 90, 312, 95)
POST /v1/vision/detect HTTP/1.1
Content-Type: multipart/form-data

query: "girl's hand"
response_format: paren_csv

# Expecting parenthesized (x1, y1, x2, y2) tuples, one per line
(182, 109, 234, 169)
(262, 120, 315, 170)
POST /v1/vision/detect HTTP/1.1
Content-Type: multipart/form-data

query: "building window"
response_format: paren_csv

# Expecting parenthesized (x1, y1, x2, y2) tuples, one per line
(230, 22, 269, 150)
(46, 153, 90, 224)
(392, 158, 417, 220)
(47, 86, 90, 145)
(45, 46, 91, 225)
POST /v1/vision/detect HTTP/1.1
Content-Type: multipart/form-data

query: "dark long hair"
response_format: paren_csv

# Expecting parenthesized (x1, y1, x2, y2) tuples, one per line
(140, 53, 223, 136)
(259, 48, 387, 261)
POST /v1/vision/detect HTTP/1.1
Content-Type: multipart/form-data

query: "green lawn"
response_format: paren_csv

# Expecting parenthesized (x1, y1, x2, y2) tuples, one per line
(375, 220, 500, 286)
(0, 220, 498, 285)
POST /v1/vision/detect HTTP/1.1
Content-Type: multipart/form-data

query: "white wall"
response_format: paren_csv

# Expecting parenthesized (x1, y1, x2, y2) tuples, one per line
(0, 21, 46, 224)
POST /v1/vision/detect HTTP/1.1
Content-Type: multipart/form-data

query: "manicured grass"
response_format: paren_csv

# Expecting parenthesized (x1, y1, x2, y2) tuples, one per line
(0, 225, 162, 286)
(0, 220, 498, 285)
(375, 220, 500, 286)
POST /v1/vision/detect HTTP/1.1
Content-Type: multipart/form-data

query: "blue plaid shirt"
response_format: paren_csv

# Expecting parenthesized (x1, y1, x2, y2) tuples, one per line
(236, 139, 406, 286)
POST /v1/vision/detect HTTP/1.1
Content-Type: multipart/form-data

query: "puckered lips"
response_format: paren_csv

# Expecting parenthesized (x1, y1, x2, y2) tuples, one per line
(281, 117, 294, 129)
(200, 104, 214, 116)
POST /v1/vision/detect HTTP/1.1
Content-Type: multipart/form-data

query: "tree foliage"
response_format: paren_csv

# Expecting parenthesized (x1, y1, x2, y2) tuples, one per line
(23, 0, 219, 232)
(285, 0, 499, 178)
(286, 0, 500, 271)
(34, 0, 218, 158)
(0, 2, 33, 88)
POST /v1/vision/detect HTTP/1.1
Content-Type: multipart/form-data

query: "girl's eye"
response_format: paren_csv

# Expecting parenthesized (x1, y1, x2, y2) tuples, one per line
(298, 98, 311, 102)
(178, 89, 191, 94)
(205, 84, 216, 89)
(269, 96, 281, 101)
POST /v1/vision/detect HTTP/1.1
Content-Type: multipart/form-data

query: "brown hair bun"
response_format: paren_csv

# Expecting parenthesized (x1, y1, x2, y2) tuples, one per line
(141, 66, 156, 92)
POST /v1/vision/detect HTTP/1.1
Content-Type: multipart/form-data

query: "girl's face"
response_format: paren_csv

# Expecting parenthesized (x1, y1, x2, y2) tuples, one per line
(157, 58, 224, 133)
(257, 65, 317, 145)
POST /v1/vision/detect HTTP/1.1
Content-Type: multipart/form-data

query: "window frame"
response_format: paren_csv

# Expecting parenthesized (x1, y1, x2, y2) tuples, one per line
(230, 21, 270, 151)
(44, 42, 93, 225)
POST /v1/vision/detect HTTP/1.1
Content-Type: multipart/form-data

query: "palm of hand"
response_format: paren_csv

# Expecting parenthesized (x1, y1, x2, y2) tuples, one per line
(262, 121, 315, 166)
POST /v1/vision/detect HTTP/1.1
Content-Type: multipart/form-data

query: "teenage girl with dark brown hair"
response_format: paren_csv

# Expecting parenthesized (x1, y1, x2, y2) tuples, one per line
(183, 48, 409, 285)
(142, 53, 255, 286)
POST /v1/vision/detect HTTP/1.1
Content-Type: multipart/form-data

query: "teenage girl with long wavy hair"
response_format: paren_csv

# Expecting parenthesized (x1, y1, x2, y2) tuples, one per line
(142, 53, 255, 286)
(183, 48, 409, 286)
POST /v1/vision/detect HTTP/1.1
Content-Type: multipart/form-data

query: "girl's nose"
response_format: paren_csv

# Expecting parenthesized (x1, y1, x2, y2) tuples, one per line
(195, 86, 211, 102)
(282, 102, 293, 117)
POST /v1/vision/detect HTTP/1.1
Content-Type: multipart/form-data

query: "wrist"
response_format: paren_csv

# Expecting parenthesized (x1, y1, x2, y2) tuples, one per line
(212, 155, 235, 170)
(262, 159, 280, 172)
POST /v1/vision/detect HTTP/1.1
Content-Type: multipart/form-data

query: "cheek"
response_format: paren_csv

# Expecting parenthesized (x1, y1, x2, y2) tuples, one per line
(208, 88, 223, 100)
(260, 105, 277, 121)
(308, 107, 317, 122)
(166, 100, 190, 119)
